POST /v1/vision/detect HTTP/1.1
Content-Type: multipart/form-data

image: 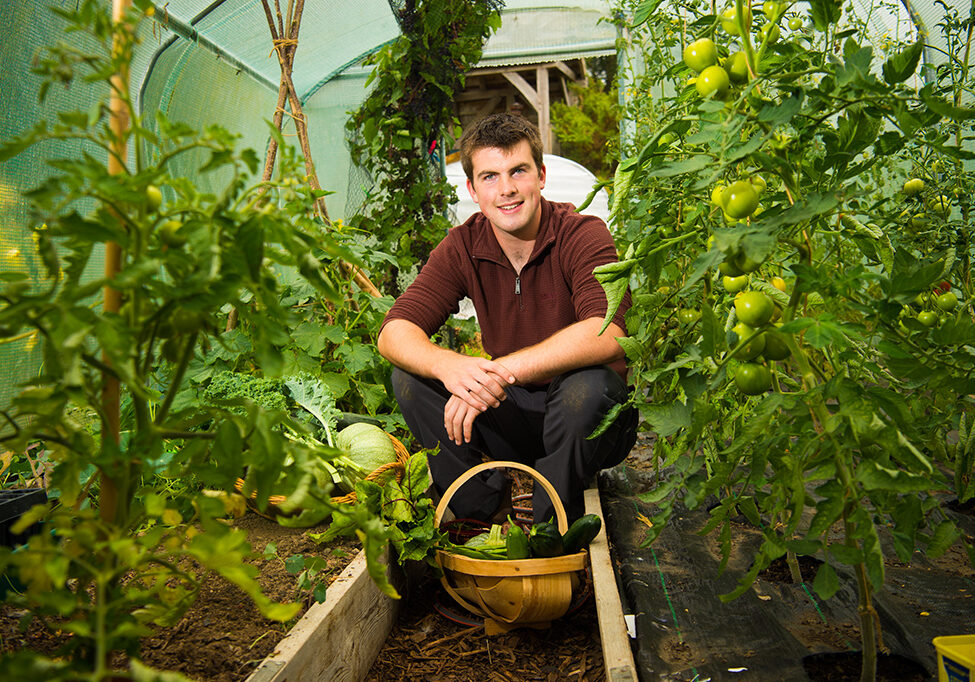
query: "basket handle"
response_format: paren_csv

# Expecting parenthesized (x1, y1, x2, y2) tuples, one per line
(433, 461, 568, 534)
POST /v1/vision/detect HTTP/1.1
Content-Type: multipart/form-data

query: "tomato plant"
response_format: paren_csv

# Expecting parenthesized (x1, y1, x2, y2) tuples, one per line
(604, 1, 975, 678)
(0, 3, 393, 677)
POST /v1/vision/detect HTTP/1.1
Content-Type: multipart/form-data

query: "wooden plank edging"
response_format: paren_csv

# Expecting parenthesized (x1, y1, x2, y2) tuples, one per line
(246, 546, 401, 682)
(584, 487, 638, 681)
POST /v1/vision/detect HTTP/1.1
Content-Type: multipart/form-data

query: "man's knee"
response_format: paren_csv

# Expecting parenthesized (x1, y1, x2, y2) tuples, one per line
(547, 366, 627, 426)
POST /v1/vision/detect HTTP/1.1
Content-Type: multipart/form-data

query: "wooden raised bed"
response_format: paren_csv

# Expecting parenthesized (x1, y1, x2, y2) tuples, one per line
(245, 487, 635, 680)
(246, 546, 402, 682)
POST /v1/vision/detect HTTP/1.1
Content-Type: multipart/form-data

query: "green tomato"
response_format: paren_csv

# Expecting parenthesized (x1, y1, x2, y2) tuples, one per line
(761, 327, 791, 361)
(788, 17, 803, 30)
(678, 308, 701, 325)
(731, 322, 767, 360)
(935, 291, 958, 311)
(159, 219, 186, 247)
(733, 252, 764, 274)
(771, 276, 787, 292)
(723, 274, 750, 293)
(695, 65, 730, 99)
(735, 362, 772, 395)
(725, 52, 749, 83)
(683, 38, 719, 72)
(734, 291, 774, 327)
(762, 1, 783, 21)
(902, 177, 925, 195)
(722, 180, 760, 219)
(711, 184, 726, 206)
(928, 194, 951, 217)
(718, 259, 745, 277)
(750, 175, 767, 194)
(759, 22, 780, 43)
(917, 311, 940, 327)
(720, 6, 751, 35)
(146, 185, 163, 211)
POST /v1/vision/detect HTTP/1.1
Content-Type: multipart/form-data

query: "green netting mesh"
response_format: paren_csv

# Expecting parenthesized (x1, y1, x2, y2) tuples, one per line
(0, 2, 113, 408)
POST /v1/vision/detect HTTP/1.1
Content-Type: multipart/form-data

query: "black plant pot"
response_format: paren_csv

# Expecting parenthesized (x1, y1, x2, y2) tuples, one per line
(0, 488, 48, 547)
(0, 488, 48, 599)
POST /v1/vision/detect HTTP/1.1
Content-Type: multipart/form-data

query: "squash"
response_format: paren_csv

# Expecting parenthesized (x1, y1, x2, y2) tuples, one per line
(336, 422, 397, 473)
(332, 422, 398, 492)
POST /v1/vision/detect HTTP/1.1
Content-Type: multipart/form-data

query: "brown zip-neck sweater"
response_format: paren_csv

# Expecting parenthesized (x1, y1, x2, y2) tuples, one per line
(381, 198, 631, 383)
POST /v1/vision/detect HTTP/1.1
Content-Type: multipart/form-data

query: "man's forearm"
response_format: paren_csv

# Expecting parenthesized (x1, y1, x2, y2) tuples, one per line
(497, 317, 625, 385)
(377, 319, 455, 381)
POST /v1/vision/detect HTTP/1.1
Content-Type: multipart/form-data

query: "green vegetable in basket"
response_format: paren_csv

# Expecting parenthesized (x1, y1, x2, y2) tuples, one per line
(505, 517, 531, 559)
(466, 523, 506, 550)
(528, 521, 564, 558)
(333, 422, 398, 493)
(562, 514, 601, 554)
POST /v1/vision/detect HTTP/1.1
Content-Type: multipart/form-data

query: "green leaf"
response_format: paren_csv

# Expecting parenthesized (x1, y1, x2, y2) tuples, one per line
(921, 85, 975, 121)
(404, 451, 430, 500)
(882, 38, 924, 84)
(594, 259, 636, 334)
(129, 659, 196, 681)
(812, 562, 839, 599)
(927, 519, 962, 558)
(644, 400, 691, 438)
(855, 460, 933, 492)
(808, 0, 842, 30)
(293, 321, 327, 356)
(633, 0, 664, 26)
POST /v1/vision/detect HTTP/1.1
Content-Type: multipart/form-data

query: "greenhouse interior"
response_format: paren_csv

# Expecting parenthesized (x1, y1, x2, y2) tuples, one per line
(0, 0, 973, 680)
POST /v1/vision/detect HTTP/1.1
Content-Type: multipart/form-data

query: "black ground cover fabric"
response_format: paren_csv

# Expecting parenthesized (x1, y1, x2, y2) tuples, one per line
(598, 464, 975, 681)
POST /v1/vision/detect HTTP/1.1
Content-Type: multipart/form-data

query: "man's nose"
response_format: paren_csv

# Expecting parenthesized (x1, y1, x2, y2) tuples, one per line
(498, 174, 516, 194)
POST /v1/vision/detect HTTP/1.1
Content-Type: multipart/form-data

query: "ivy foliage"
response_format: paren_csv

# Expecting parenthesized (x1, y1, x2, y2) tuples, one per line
(346, 0, 502, 294)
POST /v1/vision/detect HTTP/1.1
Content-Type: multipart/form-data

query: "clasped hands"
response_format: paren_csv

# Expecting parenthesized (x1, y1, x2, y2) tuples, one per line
(439, 354, 517, 446)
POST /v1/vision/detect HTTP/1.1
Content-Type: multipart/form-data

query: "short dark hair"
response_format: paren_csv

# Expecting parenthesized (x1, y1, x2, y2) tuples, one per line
(459, 113, 544, 182)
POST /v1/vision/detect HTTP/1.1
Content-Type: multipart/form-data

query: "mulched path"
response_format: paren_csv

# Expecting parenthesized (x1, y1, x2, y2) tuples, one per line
(366, 571, 605, 681)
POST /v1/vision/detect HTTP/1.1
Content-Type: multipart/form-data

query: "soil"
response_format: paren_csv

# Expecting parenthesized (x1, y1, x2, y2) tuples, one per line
(366, 570, 605, 681)
(0, 512, 360, 681)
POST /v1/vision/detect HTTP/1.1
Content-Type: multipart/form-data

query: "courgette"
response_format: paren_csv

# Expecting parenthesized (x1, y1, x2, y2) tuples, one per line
(505, 516, 531, 559)
(562, 514, 601, 554)
(528, 521, 564, 558)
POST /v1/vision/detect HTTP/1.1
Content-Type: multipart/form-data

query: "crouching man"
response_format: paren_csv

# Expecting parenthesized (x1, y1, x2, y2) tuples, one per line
(377, 112, 637, 525)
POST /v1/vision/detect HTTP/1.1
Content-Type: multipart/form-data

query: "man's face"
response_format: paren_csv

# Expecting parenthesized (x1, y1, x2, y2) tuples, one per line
(466, 139, 546, 240)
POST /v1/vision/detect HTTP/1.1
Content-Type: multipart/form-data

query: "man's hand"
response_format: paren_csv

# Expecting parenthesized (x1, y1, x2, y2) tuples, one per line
(438, 353, 515, 412)
(443, 393, 484, 444)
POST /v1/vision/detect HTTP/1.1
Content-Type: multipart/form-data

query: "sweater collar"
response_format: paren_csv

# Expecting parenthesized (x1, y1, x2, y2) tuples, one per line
(470, 197, 558, 266)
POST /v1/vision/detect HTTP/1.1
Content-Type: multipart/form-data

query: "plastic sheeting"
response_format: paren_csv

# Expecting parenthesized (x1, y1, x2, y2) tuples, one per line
(598, 463, 975, 681)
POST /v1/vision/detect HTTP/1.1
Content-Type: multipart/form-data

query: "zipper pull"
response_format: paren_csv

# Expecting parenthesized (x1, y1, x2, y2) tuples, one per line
(515, 276, 521, 295)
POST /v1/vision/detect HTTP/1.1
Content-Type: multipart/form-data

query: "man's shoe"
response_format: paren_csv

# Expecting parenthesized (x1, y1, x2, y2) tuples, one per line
(488, 475, 514, 525)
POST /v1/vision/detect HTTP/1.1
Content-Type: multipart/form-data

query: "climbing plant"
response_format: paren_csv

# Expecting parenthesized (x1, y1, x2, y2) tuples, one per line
(346, 0, 502, 295)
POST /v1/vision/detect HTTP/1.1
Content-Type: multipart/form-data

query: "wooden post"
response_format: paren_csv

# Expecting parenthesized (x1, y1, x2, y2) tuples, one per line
(100, 0, 132, 523)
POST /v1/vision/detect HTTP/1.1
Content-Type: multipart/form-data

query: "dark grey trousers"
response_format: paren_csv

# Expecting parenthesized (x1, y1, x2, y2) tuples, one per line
(391, 365, 638, 524)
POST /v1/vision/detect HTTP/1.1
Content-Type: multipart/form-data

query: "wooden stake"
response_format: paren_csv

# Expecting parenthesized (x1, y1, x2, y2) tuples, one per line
(99, 0, 132, 523)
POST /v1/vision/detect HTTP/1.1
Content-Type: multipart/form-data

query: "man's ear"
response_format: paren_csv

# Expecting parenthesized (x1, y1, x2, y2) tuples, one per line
(538, 164, 546, 190)
(466, 177, 478, 203)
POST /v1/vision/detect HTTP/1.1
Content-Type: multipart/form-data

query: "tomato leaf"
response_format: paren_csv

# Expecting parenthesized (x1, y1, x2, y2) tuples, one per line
(807, 0, 842, 31)
(594, 259, 636, 334)
(632, 0, 664, 27)
(643, 400, 692, 438)
(920, 85, 975, 121)
(812, 562, 840, 599)
(882, 38, 924, 84)
(855, 459, 932, 492)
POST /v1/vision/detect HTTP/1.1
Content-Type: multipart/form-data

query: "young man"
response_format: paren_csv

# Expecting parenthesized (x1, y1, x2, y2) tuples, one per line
(377, 112, 637, 524)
